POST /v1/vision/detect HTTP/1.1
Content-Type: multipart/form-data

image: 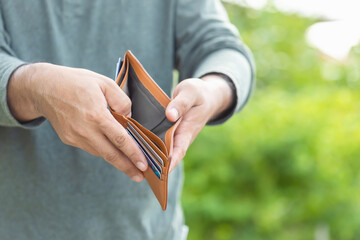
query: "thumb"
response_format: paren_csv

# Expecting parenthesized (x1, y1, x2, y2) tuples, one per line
(103, 79, 132, 117)
(166, 90, 196, 122)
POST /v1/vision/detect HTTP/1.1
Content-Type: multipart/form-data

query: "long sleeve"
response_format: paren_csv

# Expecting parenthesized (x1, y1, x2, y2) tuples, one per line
(0, 12, 44, 128)
(174, 0, 255, 124)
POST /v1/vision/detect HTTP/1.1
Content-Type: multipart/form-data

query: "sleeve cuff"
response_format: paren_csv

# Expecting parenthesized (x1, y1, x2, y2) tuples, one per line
(192, 49, 254, 125)
(0, 55, 45, 128)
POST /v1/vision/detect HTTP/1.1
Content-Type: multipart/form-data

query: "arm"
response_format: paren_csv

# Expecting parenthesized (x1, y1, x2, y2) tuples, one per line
(6, 63, 150, 182)
(167, 0, 255, 171)
(0, 16, 148, 182)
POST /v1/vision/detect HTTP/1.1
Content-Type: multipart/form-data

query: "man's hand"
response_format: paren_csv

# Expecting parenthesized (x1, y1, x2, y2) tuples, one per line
(7, 63, 148, 182)
(166, 74, 235, 172)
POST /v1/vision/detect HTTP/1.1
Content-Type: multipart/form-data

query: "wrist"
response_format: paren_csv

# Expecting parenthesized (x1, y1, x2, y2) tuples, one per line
(201, 73, 236, 120)
(7, 63, 44, 122)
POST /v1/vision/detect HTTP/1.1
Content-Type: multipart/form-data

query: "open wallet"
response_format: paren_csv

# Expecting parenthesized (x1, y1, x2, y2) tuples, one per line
(110, 50, 180, 211)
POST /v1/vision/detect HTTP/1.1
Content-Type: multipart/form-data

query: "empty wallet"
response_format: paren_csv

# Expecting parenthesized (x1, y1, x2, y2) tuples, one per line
(110, 50, 180, 211)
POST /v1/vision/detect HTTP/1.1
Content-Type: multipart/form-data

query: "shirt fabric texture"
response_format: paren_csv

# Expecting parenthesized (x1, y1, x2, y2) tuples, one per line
(0, 0, 254, 239)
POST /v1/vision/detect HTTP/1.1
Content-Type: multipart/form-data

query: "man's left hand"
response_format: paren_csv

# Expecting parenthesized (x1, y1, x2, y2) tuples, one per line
(165, 74, 234, 172)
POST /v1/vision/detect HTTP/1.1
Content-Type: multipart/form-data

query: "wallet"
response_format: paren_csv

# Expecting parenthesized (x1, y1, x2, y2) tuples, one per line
(110, 50, 180, 211)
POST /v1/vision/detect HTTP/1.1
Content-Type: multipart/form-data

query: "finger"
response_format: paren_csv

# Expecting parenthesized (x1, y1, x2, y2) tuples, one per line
(100, 112, 148, 172)
(166, 89, 197, 122)
(88, 133, 144, 182)
(169, 109, 206, 173)
(102, 78, 132, 117)
(169, 124, 194, 173)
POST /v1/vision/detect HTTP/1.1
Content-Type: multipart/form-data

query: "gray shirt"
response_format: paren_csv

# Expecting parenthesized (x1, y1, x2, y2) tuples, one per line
(0, 0, 254, 239)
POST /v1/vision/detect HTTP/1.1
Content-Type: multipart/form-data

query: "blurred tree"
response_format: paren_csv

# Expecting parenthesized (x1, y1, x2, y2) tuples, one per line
(182, 2, 360, 240)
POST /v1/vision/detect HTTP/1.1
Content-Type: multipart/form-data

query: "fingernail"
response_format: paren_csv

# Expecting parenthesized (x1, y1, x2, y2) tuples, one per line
(169, 108, 178, 120)
(126, 112, 132, 117)
(136, 161, 147, 171)
(132, 174, 143, 182)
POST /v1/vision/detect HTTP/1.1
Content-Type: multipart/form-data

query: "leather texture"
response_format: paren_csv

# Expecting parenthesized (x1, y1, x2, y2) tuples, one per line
(110, 51, 180, 210)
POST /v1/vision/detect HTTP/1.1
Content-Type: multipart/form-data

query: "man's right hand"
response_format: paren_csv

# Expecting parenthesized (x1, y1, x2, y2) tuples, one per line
(7, 63, 147, 182)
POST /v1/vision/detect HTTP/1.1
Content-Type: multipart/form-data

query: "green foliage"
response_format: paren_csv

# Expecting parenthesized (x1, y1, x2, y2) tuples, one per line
(182, 3, 360, 240)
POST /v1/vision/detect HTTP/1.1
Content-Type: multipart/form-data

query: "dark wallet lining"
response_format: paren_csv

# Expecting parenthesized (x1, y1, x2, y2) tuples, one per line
(126, 65, 174, 142)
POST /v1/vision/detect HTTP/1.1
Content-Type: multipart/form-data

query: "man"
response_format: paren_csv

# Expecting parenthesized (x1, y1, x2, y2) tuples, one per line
(0, 0, 254, 239)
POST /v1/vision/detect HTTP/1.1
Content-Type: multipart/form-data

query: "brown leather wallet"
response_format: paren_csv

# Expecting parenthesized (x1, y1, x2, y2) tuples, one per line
(110, 50, 180, 210)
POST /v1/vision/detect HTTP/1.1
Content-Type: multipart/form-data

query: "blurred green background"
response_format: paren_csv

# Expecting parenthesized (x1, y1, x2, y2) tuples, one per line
(181, 2, 360, 240)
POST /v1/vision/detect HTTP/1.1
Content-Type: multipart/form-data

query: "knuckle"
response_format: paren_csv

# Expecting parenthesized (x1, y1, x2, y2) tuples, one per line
(119, 98, 132, 113)
(113, 134, 128, 148)
(179, 79, 192, 87)
(123, 98, 132, 110)
(127, 151, 140, 163)
(76, 128, 88, 138)
(174, 81, 189, 95)
(103, 76, 116, 86)
(70, 123, 88, 138)
(101, 111, 115, 123)
(105, 152, 119, 164)
(111, 96, 132, 115)
(75, 127, 88, 138)
(84, 110, 102, 123)
(177, 99, 189, 112)
(181, 79, 198, 89)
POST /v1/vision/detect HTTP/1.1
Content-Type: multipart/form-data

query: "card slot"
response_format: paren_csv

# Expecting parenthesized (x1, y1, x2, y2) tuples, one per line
(127, 118, 169, 159)
(109, 109, 168, 164)
(137, 143, 162, 179)
(126, 128, 163, 178)
(127, 123, 164, 167)
(127, 120, 170, 169)
(126, 126, 165, 172)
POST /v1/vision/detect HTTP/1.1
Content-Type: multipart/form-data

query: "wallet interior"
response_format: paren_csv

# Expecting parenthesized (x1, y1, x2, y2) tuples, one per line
(121, 64, 174, 143)
(116, 51, 179, 162)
